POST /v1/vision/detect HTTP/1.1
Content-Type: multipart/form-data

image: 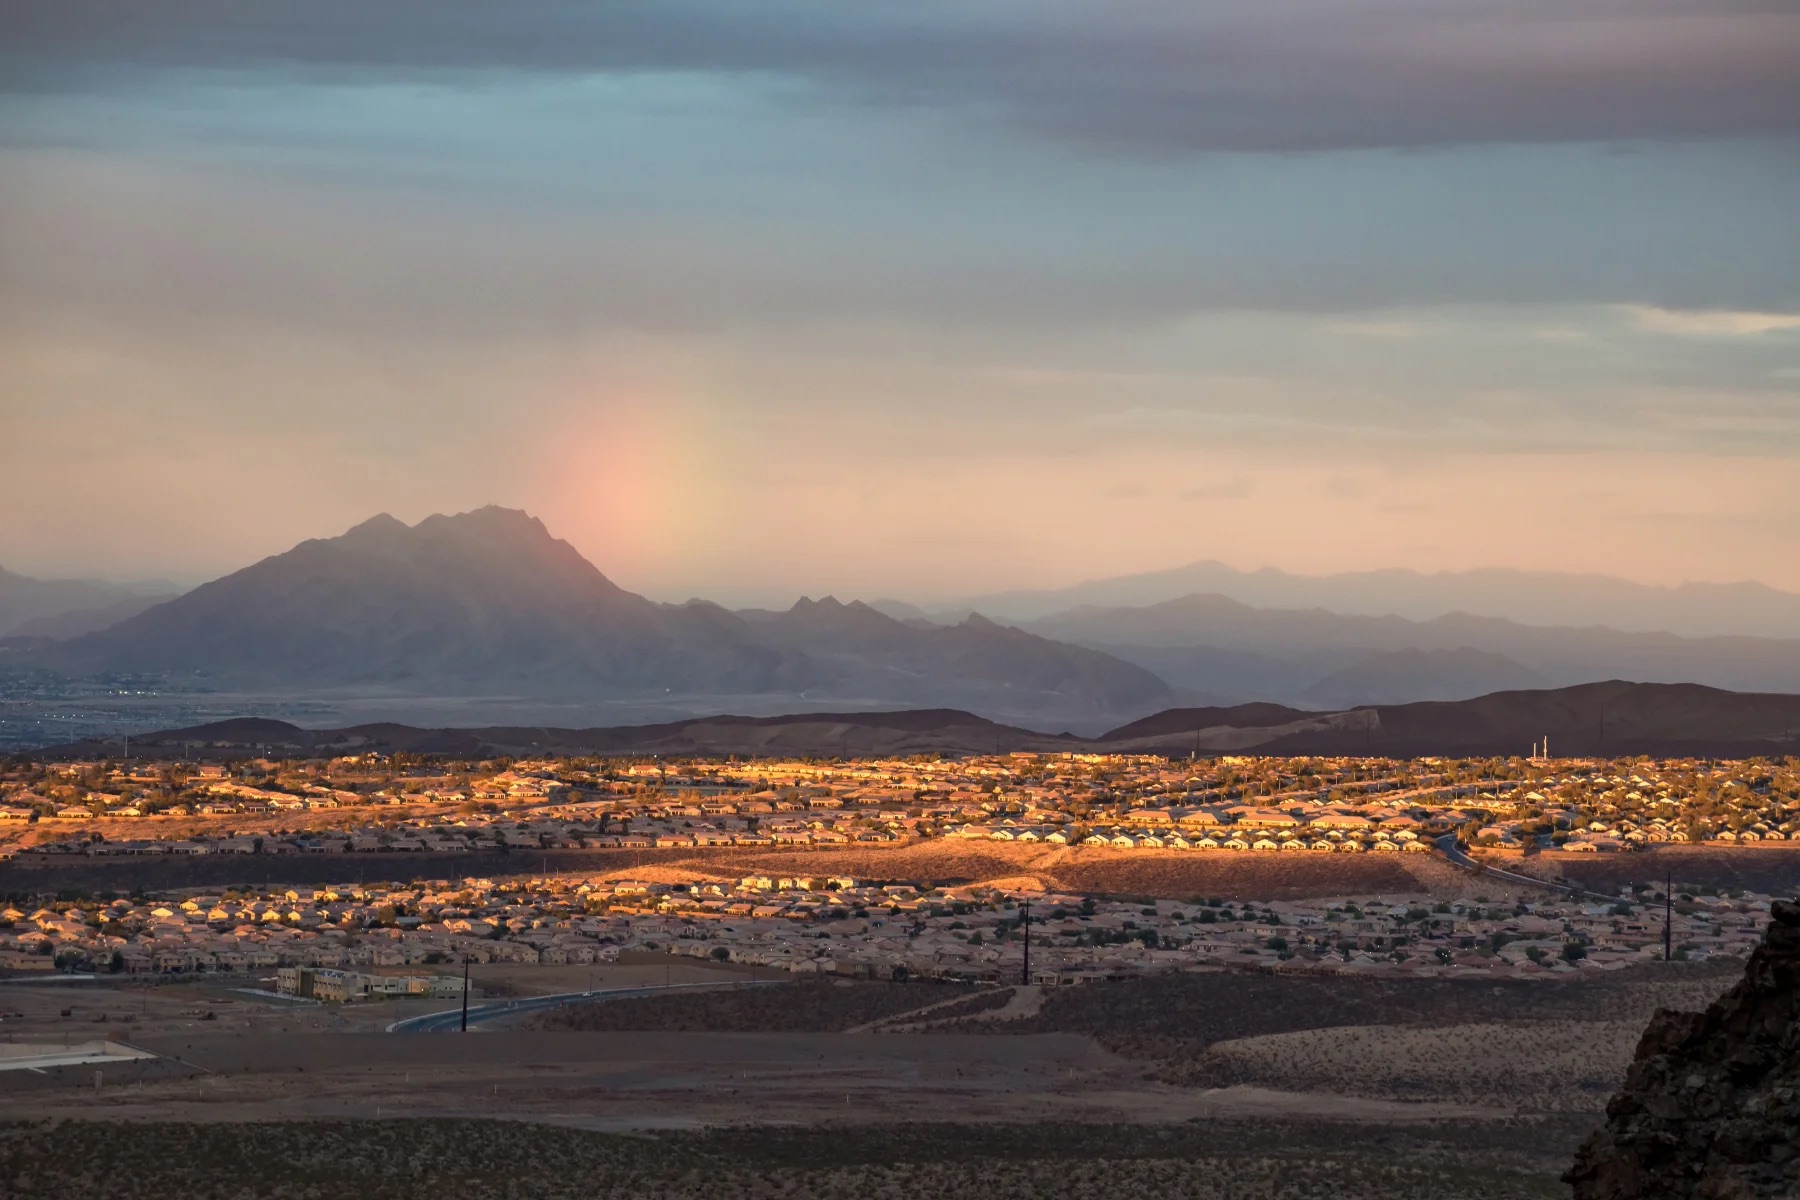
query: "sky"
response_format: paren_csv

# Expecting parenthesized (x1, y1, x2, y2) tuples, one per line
(1, 1, 1797, 605)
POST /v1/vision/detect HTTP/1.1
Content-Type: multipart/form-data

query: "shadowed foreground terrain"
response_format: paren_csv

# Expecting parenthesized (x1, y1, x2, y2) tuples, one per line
(1567, 900, 1800, 1198)
(0, 1116, 1584, 1200)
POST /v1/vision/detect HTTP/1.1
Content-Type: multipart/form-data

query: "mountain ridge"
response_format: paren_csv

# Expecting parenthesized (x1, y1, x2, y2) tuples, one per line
(953, 560, 1800, 639)
(24, 507, 1170, 725)
(27, 681, 1800, 760)
(0, 566, 178, 640)
(1020, 592, 1800, 701)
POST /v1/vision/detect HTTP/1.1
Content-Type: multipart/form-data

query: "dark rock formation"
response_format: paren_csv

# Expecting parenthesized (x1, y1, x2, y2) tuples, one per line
(1566, 900, 1800, 1199)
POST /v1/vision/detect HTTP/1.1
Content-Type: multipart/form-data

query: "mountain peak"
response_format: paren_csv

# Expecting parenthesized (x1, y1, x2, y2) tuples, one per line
(341, 512, 409, 540)
(415, 505, 550, 540)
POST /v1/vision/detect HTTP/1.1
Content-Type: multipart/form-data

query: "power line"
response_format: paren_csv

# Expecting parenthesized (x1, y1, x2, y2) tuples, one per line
(1020, 898, 1031, 987)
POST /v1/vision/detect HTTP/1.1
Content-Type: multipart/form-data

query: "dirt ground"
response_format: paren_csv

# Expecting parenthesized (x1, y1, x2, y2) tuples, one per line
(1187, 1019, 1649, 1111)
(0, 1113, 1591, 1200)
(0, 957, 1729, 1132)
(0, 963, 746, 1042)
(0, 1028, 1507, 1128)
(0, 948, 1730, 1199)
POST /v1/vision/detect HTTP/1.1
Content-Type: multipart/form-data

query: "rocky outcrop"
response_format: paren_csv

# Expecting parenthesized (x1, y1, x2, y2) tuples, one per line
(1566, 899, 1800, 1199)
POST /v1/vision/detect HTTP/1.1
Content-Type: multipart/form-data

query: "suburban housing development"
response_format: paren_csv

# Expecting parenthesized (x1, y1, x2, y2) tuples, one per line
(1, 750, 1791, 988)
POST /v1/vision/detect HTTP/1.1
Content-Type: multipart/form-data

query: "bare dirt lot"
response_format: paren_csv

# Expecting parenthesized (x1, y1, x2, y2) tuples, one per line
(1183, 1019, 1648, 1112)
(947, 960, 1735, 1046)
(1, 1029, 1337, 1129)
(1551, 845, 1800, 896)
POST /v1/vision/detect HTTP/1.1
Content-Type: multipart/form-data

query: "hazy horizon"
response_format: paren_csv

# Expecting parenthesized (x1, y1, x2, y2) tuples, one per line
(4, 2, 1798, 599)
(12, 502, 1800, 618)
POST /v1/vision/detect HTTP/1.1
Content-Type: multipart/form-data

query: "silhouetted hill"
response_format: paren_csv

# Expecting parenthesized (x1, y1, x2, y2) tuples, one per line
(1102, 703, 1315, 741)
(1119, 682, 1800, 758)
(42, 708, 1076, 759)
(32, 682, 1800, 760)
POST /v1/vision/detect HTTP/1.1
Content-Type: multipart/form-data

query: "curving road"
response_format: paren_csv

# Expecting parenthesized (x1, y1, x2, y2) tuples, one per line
(1434, 834, 1624, 904)
(387, 979, 782, 1033)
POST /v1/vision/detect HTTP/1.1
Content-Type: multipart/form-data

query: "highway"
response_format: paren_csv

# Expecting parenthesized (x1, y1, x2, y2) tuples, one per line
(1434, 834, 1625, 905)
(386, 979, 781, 1033)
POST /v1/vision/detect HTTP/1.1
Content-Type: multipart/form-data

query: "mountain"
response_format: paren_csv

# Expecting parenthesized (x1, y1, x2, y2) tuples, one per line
(1300, 647, 1546, 708)
(40, 709, 1079, 759)
(1019, 593, 1800, 703)
(0, 567, 177, 640)
(737, 597, 1174, 717)
(33, 682, 1800, 759)
(30, 508, 1169, 725)
(1101, 703, 1317, 741)
(1097, 681, 1800, 758)
(954, 561, 1800, 639)
(43, 507, 808, 696)
(865, 598, 937, 625)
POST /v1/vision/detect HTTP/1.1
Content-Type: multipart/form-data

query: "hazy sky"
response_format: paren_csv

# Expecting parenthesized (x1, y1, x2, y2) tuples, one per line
(3, 1, 1798, 604)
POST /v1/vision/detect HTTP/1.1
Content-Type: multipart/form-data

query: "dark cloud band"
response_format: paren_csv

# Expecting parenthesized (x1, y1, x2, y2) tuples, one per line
(3, 0, 1797, 151)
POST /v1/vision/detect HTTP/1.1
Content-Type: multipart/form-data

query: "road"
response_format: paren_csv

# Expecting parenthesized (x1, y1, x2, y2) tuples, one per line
(1434, 834, 1624, 905)
(386, 979, 781, 1033)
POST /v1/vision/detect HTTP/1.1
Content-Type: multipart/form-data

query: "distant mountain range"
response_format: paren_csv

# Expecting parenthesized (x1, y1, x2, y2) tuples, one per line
(953, 561, 1800, 639)
(18, 508, 1172, 727)
(9, 509, 1800, 730)
(35, 682, 1800, 760)
(0, 567, 176, 640)
(1018, 593, 1800, 704)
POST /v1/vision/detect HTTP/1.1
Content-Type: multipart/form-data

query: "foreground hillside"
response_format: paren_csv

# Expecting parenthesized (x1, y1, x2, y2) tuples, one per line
(0, 1118, 1579, 1200)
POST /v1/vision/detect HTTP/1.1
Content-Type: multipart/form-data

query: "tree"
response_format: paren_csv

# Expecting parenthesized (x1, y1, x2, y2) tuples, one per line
(710, 947, 730, 962)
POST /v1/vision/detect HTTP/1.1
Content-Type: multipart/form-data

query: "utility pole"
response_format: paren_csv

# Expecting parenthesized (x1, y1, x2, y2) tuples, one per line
(1020, 898, 1031, 986)
(1664, 872, 1673, 963)
(460, 957, 471, 1032)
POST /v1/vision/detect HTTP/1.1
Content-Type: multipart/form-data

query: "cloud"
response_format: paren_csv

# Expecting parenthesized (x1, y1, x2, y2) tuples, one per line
(3, 1, 1797, 153)
(1622, 305, 1800, 336)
